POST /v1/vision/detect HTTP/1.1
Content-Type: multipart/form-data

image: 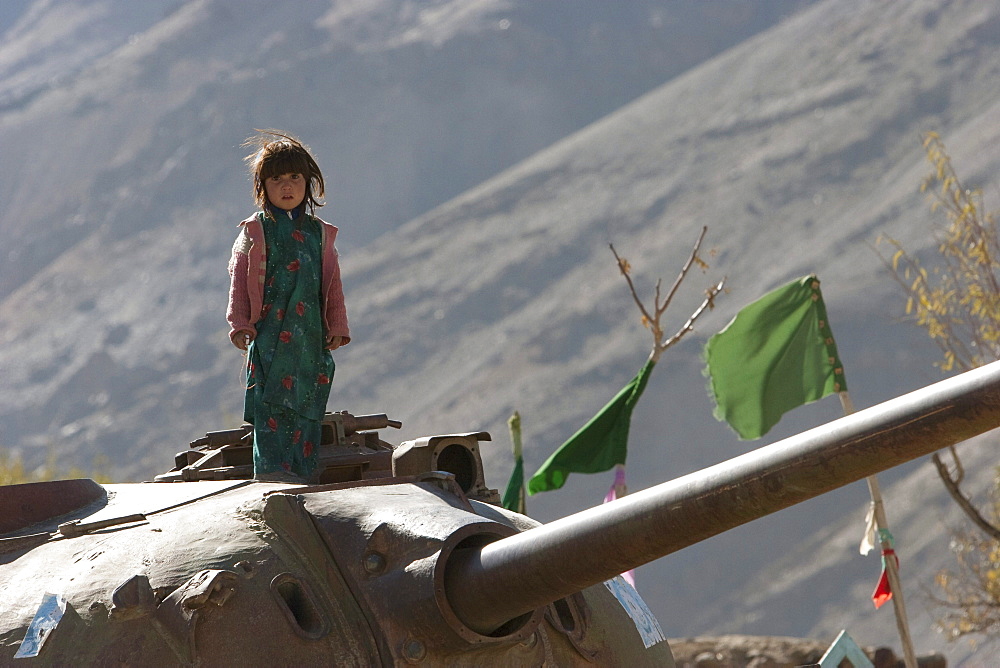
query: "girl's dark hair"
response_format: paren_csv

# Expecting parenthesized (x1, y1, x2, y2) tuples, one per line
(243, 130, 325, 216)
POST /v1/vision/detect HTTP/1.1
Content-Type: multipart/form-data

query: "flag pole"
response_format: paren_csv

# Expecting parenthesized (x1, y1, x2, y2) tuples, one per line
(510, 412, 525, 515)
(839, 392, 917, 668)
(501, 412, 526, 514)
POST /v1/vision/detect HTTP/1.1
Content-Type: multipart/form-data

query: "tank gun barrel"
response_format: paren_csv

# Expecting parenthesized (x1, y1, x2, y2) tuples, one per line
(340, 413, 402, 434)
(445, 360, 1000, 635)
(189, 426, 251, 449)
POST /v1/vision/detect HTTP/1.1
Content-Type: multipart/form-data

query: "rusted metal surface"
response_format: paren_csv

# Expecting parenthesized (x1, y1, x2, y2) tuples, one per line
(0, 479, 105, 534)
(0, 532, 50, 555)
(0, 482, 383, 666)
(392, 432, 499, 503)
(297, 480, 673, 665)
(444, 360, 1000, 634)
(158, 412, 400, 483)
(6, 363, 1000, 664)
(188, 425, 252, 450)
(56, 513, 146, 538)
(340, 413, 402, 433)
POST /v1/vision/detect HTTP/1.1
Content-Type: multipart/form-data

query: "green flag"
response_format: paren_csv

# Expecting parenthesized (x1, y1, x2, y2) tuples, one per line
(502, 412, 526, 513)
(528, 359, 656, 494)
(704, 275, 847, 440)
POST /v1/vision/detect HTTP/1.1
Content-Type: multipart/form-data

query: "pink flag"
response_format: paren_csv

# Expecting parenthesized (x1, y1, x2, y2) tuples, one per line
(604, 465, 635, 587)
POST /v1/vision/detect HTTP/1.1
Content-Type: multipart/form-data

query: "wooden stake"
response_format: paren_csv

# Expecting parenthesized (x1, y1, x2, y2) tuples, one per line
(839, 391, 917, 668)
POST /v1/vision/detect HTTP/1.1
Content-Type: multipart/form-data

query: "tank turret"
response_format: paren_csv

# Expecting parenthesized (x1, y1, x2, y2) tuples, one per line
(3, 361, 1000, 665)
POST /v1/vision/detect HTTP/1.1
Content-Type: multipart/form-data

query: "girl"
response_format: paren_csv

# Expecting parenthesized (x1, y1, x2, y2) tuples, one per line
(227, 130, 350, 482)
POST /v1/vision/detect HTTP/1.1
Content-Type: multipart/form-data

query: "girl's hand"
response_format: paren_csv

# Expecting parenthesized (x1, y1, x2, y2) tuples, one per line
(233, 331, 254, 350)
(326, 336, 343, 351)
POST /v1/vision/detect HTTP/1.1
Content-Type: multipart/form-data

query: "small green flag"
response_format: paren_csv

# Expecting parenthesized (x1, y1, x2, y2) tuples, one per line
(528, 359, 656, 494)
(502, 412, 526, 514)
(704, 275, 847, 440)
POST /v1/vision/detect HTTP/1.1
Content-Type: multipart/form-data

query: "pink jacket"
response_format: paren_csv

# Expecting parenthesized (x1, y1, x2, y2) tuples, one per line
(227, 212, 351, 346)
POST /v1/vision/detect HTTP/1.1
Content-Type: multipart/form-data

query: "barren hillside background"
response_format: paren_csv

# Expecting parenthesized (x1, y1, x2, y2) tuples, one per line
(2, 0, 1000, 662)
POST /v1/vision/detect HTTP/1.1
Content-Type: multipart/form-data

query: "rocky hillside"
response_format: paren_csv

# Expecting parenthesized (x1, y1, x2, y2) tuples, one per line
(0, 0, 811, 470)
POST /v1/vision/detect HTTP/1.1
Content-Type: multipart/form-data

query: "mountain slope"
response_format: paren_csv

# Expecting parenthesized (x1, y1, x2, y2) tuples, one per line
(0, 0, 812, 296)
(324, 0, 1000, 659)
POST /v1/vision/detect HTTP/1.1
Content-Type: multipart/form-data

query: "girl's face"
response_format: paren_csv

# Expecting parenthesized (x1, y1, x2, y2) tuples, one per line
(265, 172, 307, 211)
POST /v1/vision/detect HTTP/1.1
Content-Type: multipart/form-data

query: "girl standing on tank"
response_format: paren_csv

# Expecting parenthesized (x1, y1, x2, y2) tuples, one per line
(227, 130, 350, 482)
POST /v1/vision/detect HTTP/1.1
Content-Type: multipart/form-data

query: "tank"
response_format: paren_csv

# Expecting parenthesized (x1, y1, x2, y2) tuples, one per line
(3, 361, 1000, 666)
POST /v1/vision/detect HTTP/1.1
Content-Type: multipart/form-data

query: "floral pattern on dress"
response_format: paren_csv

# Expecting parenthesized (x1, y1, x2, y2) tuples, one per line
(244, 210, 335, 479)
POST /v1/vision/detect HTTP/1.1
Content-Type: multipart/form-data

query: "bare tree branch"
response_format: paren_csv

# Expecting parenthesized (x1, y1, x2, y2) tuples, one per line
(609, 243, 656, 330)
(657, 279, 726, 361)
(932, 451, 1000, 540)
(610, 226, 725, 363)
(659, 226, 709, 320)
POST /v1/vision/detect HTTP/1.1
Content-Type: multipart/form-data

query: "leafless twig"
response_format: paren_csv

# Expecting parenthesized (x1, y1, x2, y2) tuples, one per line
(610, 226, 726, 363)
(932, 448, 1000, 540)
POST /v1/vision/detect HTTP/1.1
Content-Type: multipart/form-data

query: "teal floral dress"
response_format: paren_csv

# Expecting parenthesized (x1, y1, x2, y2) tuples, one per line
(245, 209, 334, 479)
